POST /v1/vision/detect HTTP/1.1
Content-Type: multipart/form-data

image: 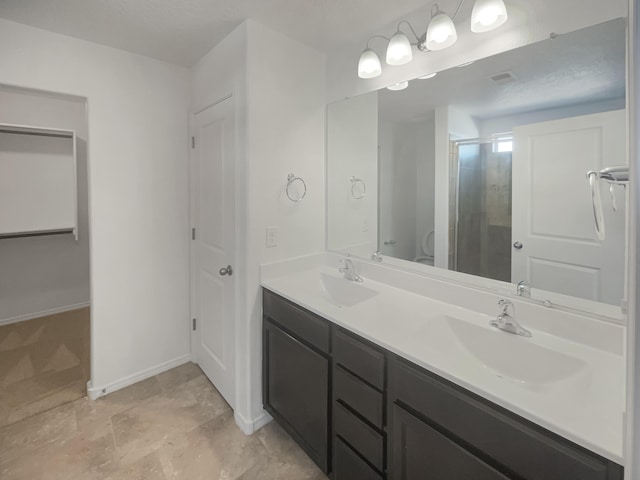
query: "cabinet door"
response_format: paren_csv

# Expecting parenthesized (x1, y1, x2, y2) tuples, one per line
(263, 319, 329, 472)
(392, 404, 511, 480)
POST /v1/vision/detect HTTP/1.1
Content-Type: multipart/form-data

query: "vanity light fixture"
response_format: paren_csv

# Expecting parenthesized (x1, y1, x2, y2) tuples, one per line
(386, 30, 414, 65)
(357, 34, 388, 78)
(418, 72, 438, 79)
(357, 0, 508, 79)
(471, 0, 508, 33)
(387, 81, 409, 91)
(425, 5, 458, 51)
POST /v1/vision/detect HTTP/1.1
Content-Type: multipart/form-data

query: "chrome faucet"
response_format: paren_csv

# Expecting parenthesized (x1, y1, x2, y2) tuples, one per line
(371, 250, 383, 262)
(516, 280, 531, 298)
(490, 299, 532, 337)
(339, 256, 363, 282)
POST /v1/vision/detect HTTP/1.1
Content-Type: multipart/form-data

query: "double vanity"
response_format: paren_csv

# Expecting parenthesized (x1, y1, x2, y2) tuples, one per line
(261, 253, 625, 479)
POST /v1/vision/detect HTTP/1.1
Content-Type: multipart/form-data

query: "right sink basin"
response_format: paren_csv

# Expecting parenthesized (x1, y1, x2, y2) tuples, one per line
(425, 315, 589, 390)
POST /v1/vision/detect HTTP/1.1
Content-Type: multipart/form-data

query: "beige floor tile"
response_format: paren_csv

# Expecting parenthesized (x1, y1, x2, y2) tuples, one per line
(157, 410, 269, 480)
(0, 366, 84, 408)
(74, 377, 162, 441)
(103, 452, 167, 480)
(156, 362, 203, 392)
(181, 375, 231, 417)
(0, 401, 78, 466)
(6, 379, 86, 426)
(236, 458, 327, 480)
(112, 382, 217, 464)
(1, 363, 327, 480)
(0, 427, 117, 480)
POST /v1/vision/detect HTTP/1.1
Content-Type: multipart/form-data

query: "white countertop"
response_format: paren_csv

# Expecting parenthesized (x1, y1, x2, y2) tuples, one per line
(260, 255, 626, 465)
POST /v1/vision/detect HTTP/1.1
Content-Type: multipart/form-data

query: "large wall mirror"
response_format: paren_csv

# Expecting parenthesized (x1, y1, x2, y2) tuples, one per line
(327, 18, 628, 319)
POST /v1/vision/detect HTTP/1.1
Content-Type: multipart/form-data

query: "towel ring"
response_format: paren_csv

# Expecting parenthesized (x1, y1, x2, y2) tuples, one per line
(286, 173, 307, 202)
(350, 176, 366, 200)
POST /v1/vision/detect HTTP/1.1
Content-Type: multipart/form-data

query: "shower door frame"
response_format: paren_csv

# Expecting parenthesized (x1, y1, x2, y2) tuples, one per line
(450, 136, 513, 274)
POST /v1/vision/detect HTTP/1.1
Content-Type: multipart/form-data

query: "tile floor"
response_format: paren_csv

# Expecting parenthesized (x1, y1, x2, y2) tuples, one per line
(0, 362, 328, 480)
(0, 308, 90, 428)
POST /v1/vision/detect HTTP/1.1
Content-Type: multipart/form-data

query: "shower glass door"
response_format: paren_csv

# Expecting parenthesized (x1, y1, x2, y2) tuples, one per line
(452, 137, 513, 282)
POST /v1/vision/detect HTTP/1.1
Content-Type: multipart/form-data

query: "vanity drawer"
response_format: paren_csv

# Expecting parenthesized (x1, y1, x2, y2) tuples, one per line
(263, 289, 330, 354)
(335, 365, 384, 429)
(391, 357, 620, 480)
(334, 329, 385, 390)
(334, 436, 383, 480)
(334, 401, 384, 471)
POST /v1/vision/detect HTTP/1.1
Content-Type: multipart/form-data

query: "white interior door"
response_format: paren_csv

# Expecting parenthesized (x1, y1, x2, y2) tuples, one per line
(191, 97, 235, 407)
(512, 110, 627, 305)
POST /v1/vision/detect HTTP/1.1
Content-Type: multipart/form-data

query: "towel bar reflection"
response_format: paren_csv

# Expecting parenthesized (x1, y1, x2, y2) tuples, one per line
(350, 176, 366, 200)
(286, 173, 307, 202)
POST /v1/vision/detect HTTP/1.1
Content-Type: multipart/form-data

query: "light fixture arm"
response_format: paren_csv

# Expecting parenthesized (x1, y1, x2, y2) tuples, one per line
(365, 34, 391, 49)
(431, 0, 466, 20)
(396, 20, 423, 44)
(451, 0, 467, 21)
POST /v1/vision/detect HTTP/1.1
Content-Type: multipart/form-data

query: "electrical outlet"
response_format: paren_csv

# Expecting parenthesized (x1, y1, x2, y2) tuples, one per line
(266, 226, 278, 247)
(361, 218, 369, 232)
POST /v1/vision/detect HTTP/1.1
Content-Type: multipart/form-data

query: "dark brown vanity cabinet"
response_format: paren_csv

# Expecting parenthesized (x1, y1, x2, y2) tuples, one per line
(262, 290, 331, 472)
(262, 288, 624, 480)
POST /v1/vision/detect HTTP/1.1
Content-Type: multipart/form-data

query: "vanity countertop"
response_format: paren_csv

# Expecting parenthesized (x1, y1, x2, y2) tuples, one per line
(260, 256, 625, 465)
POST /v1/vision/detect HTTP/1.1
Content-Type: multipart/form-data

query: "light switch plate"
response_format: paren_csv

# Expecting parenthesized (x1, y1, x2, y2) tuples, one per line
(266, 226, 278, 247)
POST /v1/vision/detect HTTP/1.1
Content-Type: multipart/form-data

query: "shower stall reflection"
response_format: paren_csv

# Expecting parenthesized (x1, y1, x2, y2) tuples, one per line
(452, 138, 513, 282)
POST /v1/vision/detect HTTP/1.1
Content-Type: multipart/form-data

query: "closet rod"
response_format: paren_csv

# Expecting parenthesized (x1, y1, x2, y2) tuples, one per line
(0, 229, 75, 240)
(0, 129, 73, 139)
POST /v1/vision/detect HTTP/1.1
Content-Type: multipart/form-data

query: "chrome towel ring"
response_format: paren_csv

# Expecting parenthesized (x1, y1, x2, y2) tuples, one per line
(286, 173, 307, 202)
(350, 176, 366, 200)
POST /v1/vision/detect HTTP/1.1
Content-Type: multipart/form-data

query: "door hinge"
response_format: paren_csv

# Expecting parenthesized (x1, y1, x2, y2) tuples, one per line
(192, 318, 197, 331)
(192, 228, 196, 240)
(191, 136, 195, 148)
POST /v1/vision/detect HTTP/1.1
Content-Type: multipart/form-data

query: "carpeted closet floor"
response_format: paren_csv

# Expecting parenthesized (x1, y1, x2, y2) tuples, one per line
(0, 307, 90, 428)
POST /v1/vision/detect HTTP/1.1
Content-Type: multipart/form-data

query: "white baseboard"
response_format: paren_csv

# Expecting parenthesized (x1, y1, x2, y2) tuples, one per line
(234, 410, 273, 435)
(0, 301, 91, 327)
(87, 354, 192, 400)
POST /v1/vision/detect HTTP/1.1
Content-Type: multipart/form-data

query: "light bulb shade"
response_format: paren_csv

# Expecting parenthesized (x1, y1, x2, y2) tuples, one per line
(387, 81, 409, 91)
(358, 48, 382, 78)
(386, 32, 413, 65)
(426, 12, 458, 50)
(471, 0, 508, 33)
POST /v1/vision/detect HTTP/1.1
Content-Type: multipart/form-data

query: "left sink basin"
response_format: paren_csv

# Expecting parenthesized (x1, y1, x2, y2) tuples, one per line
(320, 273, 378, 307)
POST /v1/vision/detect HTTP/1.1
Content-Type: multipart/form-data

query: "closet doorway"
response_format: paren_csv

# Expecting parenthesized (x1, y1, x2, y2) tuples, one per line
(0, 85, 91, 426)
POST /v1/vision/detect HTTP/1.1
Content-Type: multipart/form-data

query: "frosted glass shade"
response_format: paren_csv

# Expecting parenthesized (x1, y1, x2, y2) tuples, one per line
(426, 12, 458, 51)
(471, 0, 508, 33)
(358, 49, 382, 78)
(386, 32, 413, 65)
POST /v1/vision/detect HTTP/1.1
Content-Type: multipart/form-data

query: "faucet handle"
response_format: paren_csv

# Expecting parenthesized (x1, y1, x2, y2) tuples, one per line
(498, 299, 514, 316)
(516, 280, 531, 298)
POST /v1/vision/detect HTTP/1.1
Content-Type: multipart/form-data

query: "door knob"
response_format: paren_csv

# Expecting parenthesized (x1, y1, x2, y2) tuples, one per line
(513, 241, 523, 250)
(219, 265, 233, 276)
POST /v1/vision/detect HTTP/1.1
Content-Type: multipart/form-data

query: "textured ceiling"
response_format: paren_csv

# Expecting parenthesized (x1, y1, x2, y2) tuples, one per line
(0, 0, 434, 66)
(378, 18, 626, 123)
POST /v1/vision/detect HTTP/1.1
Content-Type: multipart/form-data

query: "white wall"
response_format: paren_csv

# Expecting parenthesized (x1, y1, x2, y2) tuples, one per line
(191, 18, 327, 434)
(0, 88, 90, 324)
(434, 106, 479, 268)
(191, 21, 251, 430)
(415, 120, 436, 260)
(378, 120, 435, 262)
(325, 0, 628, 102)
(0, 19, 192, 394)
(245, 20, 327, 425)
(327, 92, 379, 257)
